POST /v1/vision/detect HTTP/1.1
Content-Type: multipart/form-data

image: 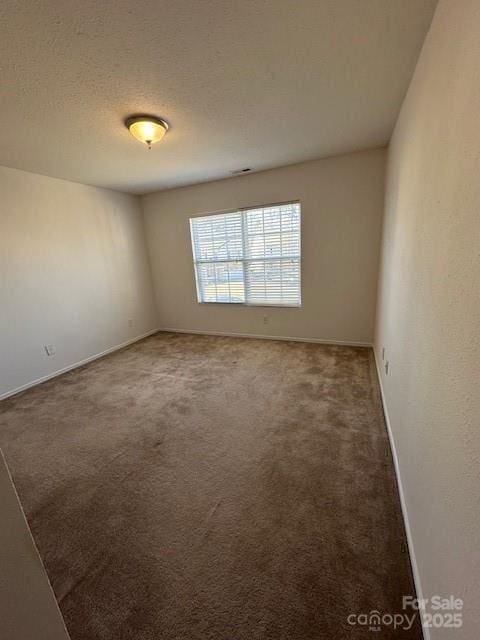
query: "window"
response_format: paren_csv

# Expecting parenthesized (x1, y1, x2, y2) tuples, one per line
(190, 201, 301, 306)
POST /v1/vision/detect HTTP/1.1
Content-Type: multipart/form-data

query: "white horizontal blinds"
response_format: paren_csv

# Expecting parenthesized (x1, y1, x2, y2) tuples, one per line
(190, 201, 301, 306)
(190, 212, 245, 303)
(243, 202, 301, 306)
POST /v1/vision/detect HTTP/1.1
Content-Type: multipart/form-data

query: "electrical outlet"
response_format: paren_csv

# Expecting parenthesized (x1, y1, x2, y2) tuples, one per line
(44, 344, 56, 356)
(385, 360, 389, 375)
(382, 347, 385, 361)
(263, 315, 268, 324)
(128, 318, 135, 328)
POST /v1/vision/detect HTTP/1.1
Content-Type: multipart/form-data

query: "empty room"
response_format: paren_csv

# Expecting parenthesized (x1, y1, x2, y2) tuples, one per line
(1, 1, 478, 639)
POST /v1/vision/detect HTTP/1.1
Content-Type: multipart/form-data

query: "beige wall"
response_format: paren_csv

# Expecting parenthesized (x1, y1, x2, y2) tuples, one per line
(0, 166, 158, 398)
(0, 451, 70, 640)
(142, 149, 385, 344)
(374, 1, 480, 637)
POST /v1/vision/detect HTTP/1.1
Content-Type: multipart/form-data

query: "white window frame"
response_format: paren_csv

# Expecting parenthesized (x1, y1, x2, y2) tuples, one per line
(189, 200, 302, 308)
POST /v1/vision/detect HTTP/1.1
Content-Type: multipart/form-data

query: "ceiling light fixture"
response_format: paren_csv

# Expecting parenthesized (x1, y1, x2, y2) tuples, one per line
(125, 115, 169, 149)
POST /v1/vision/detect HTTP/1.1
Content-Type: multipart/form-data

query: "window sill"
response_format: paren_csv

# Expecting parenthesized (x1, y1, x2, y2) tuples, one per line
(197, 301, 302, 309)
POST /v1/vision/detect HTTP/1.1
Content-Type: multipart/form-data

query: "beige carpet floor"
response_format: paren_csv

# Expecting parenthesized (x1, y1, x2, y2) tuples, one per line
(0, 332, 421, 639)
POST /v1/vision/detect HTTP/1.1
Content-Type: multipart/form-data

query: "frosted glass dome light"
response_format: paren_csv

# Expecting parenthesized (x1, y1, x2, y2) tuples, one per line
(125, 115, 169, 149)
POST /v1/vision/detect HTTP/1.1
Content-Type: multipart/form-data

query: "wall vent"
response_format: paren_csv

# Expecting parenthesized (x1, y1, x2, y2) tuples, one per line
(230, 168, 252, 175)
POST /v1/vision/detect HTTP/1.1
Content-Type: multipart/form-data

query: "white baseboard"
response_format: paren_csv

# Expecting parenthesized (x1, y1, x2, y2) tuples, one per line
(372, 347, 429, 640)
(2, 328, 368, 402)
(0, 451, 72, 639)
(0, 328, 160, 402)
(159, 327, 372, 348)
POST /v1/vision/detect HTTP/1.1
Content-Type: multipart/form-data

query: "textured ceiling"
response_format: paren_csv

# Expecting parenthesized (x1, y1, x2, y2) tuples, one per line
(0, 0, 437, 194)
